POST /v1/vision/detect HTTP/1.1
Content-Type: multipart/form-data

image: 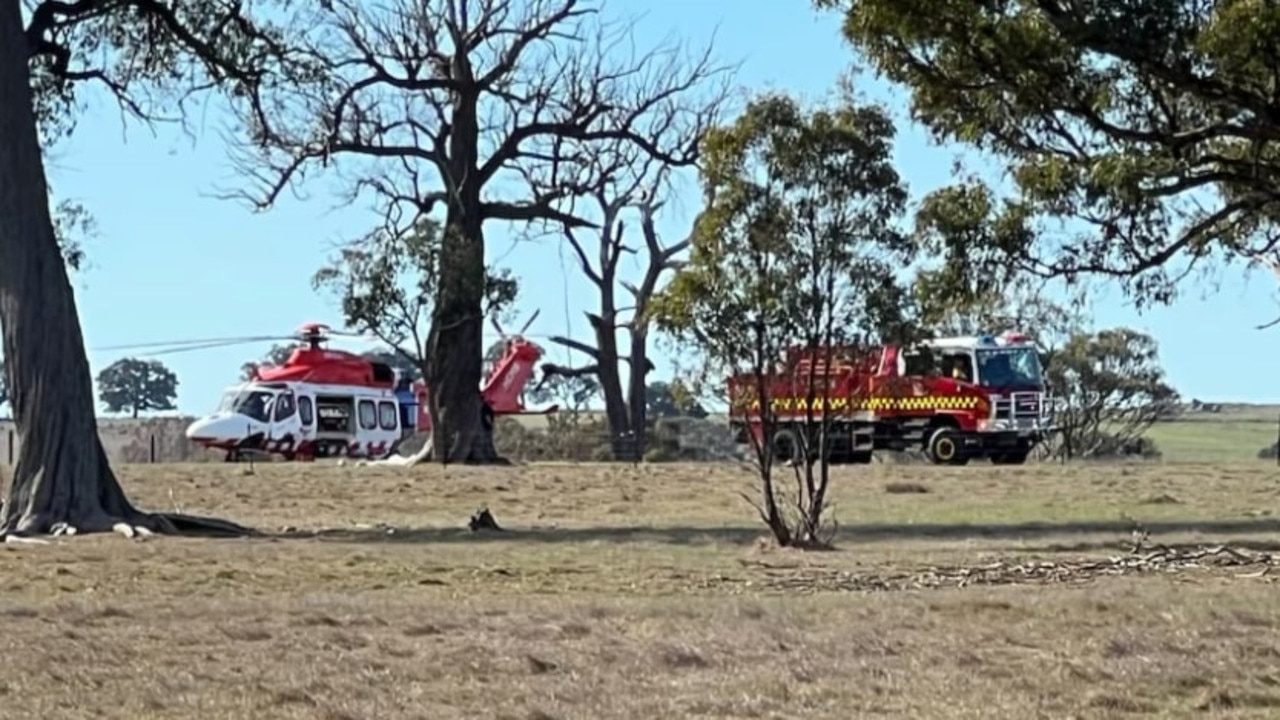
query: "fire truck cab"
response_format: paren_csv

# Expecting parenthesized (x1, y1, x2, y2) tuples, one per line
(728, 331, 1056, 466)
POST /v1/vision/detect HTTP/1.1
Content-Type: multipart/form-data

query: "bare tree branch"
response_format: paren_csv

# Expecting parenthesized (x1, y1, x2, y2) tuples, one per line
(221, 0, 733, 233)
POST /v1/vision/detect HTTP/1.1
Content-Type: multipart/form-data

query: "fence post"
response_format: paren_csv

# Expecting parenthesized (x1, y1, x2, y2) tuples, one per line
(1275, 414, 1279, 466)
(6, 430, 11, 465)
(149, 434, 156, 464)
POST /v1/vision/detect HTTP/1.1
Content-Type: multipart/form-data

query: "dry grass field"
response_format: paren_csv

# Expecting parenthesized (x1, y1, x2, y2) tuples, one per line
(1, 460, 1279, 719)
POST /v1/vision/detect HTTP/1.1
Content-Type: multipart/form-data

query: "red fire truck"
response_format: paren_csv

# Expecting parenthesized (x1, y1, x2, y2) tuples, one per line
(727, 331, 1056, 465)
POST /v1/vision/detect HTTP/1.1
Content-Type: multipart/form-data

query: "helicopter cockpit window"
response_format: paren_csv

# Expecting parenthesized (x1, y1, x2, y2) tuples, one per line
(273, 392, 297, 422)
(230, 390, 274, 423)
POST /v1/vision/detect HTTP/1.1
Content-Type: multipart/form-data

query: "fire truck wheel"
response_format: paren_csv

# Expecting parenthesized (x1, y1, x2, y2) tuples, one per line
(926, 427, 964, 465)
(772, 429, 798, 462)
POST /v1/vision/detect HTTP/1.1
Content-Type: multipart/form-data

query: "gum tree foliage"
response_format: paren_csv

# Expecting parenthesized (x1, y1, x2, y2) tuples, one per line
(312, 218, 519, 385)
(1044, 328, 1179, 460)
(527, 373, 601, 415)
(224, 0, 729, 464)
(647, 380, 708, 419)
(918, 279, 1087, 343)
(361, 349, 423, 382)
(51, 197, 93, 272)
(824, 0, 1280, 310)
(652, 93, 913, 548)
(0, 0, 293, 537)
(240, 342, 303, 382)
(95, 357, 179, 419)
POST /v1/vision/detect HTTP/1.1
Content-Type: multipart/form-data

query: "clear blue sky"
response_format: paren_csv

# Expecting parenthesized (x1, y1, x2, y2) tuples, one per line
(45, 0, 1280, 416)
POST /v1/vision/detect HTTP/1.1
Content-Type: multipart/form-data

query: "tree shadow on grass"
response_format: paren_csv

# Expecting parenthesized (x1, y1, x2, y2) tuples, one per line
(1025, 538, 1280, 554)
(275, 517, 1280, 549)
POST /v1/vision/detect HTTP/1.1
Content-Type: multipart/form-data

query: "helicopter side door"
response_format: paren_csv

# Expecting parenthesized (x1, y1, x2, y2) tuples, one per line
(350, 395, 402, 458)
(270, 389, 304, 455)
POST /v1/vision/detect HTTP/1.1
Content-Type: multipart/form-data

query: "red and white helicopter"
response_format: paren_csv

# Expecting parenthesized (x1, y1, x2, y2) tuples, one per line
(98, 315, 558, 462)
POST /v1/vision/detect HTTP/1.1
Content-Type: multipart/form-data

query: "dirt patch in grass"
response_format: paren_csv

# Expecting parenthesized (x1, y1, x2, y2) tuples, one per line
(0, 460, 1276, 718)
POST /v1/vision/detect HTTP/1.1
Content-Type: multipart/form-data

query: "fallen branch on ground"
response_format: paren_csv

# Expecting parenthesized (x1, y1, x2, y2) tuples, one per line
(733, 544, 1277, 594)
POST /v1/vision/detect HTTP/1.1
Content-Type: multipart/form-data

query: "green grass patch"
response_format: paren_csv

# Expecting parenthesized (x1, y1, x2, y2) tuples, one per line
(1145, 419, 1278, 463)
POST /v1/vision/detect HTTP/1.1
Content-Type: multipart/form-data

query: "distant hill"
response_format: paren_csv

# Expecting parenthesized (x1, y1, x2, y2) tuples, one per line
(1170, 400, 1280, 421)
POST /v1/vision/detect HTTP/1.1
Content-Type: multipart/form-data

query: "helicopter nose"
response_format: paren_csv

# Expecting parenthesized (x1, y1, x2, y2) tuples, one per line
(186, 414, 259, 442)
(186, 417, 210, 440)
(185, 416, 221, 441)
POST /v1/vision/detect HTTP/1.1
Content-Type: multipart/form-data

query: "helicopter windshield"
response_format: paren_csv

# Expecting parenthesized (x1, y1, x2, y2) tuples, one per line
(223, 390, 276, 422)
(215, 390, 241, 413)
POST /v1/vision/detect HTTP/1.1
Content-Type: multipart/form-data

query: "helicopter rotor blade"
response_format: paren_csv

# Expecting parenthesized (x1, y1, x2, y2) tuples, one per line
(94, 321, 380, 355)
(324, 329, 383, 342)
(93, 334, 291, 352)
(132, 338, 291, 358)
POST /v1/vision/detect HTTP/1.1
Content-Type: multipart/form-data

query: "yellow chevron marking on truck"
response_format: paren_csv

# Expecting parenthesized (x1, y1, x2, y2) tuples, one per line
(871, 395, 981, 410)
(749, 395, 981, 412)
(755, 397, 851, 412)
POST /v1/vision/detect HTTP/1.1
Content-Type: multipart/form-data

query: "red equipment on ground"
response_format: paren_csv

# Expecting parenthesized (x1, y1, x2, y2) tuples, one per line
(727, 331, 1056, 466)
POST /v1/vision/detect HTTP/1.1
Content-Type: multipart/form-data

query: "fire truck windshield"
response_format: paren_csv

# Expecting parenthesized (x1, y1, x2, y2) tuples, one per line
(975, 347, 1043, 387)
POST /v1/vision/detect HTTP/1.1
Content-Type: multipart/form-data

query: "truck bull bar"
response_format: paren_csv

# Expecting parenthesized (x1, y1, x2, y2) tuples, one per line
(984, 390, 1056, 433)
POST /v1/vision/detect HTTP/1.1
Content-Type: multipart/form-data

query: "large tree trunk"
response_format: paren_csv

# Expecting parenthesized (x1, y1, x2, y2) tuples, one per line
(422, 79, 507, 466)
(0, 5, 250, 538)
(625, 329, 650, 457)
(589, 316, 637, 462)
(426, 212, 506, 465)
